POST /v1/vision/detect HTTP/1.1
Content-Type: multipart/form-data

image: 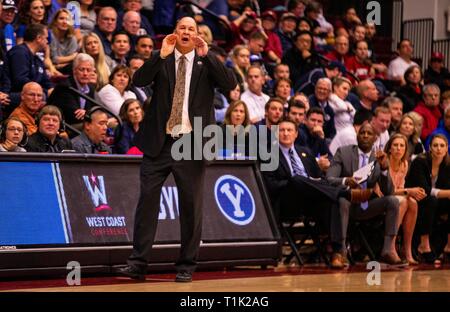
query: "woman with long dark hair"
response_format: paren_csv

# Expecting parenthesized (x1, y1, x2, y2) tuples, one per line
(406, 134, 450, 263)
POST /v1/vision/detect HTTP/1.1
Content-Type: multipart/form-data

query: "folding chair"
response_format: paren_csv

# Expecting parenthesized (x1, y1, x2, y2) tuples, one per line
(280, 216, 331, 267)
(346, 217, 385, 265)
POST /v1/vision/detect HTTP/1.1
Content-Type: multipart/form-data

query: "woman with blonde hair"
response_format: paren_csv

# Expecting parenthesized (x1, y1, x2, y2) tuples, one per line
(198, 24, 213, 45)
(81, 32, 113, 90)
(385, 133, 426, 264)
(230, 45, 251, 91)
(49, 8, 79, 72)
(397, 113, 424, 160)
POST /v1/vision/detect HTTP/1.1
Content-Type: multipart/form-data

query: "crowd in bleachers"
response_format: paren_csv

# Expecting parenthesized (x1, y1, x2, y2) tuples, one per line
(0, 0, 450, 267)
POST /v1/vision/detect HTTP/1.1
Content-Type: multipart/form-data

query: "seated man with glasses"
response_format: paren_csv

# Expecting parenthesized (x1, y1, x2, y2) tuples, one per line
(48, 53, 97, 130)
(9, 82, 44, 136)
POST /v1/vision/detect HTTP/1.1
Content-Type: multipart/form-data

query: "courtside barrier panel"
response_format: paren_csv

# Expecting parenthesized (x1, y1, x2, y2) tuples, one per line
(0, 153, 281, 276)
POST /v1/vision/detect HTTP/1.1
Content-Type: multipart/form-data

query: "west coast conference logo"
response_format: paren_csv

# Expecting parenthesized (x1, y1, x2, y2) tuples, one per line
(83, 172, 112, 211)
(214, 175, 255, 225)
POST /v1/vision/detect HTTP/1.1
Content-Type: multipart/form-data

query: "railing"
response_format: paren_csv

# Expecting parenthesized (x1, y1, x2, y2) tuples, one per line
(392, 0, 404, 52)
(402, 18, 434, 70)
(433, 39, 450, 69)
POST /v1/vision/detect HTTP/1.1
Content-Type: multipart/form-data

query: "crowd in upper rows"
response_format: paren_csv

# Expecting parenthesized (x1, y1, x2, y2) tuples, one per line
(0, 0, 448, 157)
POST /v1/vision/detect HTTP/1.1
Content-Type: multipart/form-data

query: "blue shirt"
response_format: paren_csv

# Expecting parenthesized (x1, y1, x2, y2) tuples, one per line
(280, 144, 308, 177)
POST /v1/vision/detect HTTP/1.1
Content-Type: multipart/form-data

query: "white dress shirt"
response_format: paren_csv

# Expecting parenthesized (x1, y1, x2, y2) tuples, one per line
(241, 89, 270, 123)
(387, 56, 418, 80)
(96, 84, 137, 116)
(170, 48, 195, 135)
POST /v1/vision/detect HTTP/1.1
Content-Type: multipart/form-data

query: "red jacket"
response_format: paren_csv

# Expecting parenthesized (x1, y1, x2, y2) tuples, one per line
(414, 101, 442, 141)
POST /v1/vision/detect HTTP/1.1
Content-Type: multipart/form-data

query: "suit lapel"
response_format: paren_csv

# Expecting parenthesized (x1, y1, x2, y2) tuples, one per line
(188, 54, 202, 107)
(351, 146, 359, 173)
(166, 54, 176, 103)
(295, 147, 312, 176)
(279, 149, 292, 177)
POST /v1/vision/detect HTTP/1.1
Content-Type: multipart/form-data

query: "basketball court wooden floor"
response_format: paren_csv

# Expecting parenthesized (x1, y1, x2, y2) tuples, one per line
(2, 263, 450, 292)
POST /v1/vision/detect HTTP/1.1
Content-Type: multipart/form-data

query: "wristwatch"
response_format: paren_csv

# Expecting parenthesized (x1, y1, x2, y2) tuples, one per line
(403, 189, 408, 195)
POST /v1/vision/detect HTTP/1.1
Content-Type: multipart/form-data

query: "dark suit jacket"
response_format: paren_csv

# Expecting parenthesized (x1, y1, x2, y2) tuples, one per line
(132, 50, 237, 157)
(263, 145, 323, 204)
(308, 95, 336, 139)
(405, 153, 450, 195)
(326, 145, 394, 196)
(295, 123, 332, 158)
(47, 76, 96, 125)
(130, 84, 152, 106)
(396, 84, 422, 113)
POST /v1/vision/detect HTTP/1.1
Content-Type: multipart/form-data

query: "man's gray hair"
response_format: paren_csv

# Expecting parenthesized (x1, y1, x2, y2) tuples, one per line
(422, 83, 440, 95)
(316, 77, 332, 90)
(382, 96, 403, 108)
(73, 53, 95, 69)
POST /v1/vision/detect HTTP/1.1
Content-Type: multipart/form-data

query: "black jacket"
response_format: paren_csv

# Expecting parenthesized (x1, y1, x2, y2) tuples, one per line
(25, 131, 73, 153)
(263, 145, 323, 202)
(295, 124, 332, 158)
(405, 153, 450, 195)
(47, 76, 96, 125)
(132, 50, 237, 157)
(282, 47, 322, 88)
(396, 84, 422, 113)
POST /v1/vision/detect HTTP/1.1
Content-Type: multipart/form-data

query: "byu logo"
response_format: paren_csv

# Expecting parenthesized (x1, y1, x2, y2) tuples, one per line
(214, 175, 255, 225)
(83, 173, 112, 211)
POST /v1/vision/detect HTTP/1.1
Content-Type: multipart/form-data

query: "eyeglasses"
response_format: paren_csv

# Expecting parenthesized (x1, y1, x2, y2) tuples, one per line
(7, 127, 24, 133)
(76, 67, 93, 73)
(25, 92, 43, 98)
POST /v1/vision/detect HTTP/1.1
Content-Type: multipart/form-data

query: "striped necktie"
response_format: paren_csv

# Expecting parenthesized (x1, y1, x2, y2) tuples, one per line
(360, 154, 369, 210)
(289, 148, 308, 177)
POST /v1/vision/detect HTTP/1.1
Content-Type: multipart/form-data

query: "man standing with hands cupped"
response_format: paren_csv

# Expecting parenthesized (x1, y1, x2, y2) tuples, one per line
(117, 17, 237, 282)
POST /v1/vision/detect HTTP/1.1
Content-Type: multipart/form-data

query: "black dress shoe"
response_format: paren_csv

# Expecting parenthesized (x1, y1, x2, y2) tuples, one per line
(175, 271, 193, 283)
(418, 251, 438, 264)
(116, 265, 146, 281)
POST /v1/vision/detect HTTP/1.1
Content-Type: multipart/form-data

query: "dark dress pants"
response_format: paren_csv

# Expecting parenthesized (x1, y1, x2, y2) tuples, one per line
(127, 135, 204, 273)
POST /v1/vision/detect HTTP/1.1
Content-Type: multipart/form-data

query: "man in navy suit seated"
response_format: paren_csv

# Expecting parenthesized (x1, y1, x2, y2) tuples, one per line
(262, 119, 371, 227)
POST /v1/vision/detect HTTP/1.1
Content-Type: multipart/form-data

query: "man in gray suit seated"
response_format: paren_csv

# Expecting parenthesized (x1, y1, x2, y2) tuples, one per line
(326, 122, 402, 268)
